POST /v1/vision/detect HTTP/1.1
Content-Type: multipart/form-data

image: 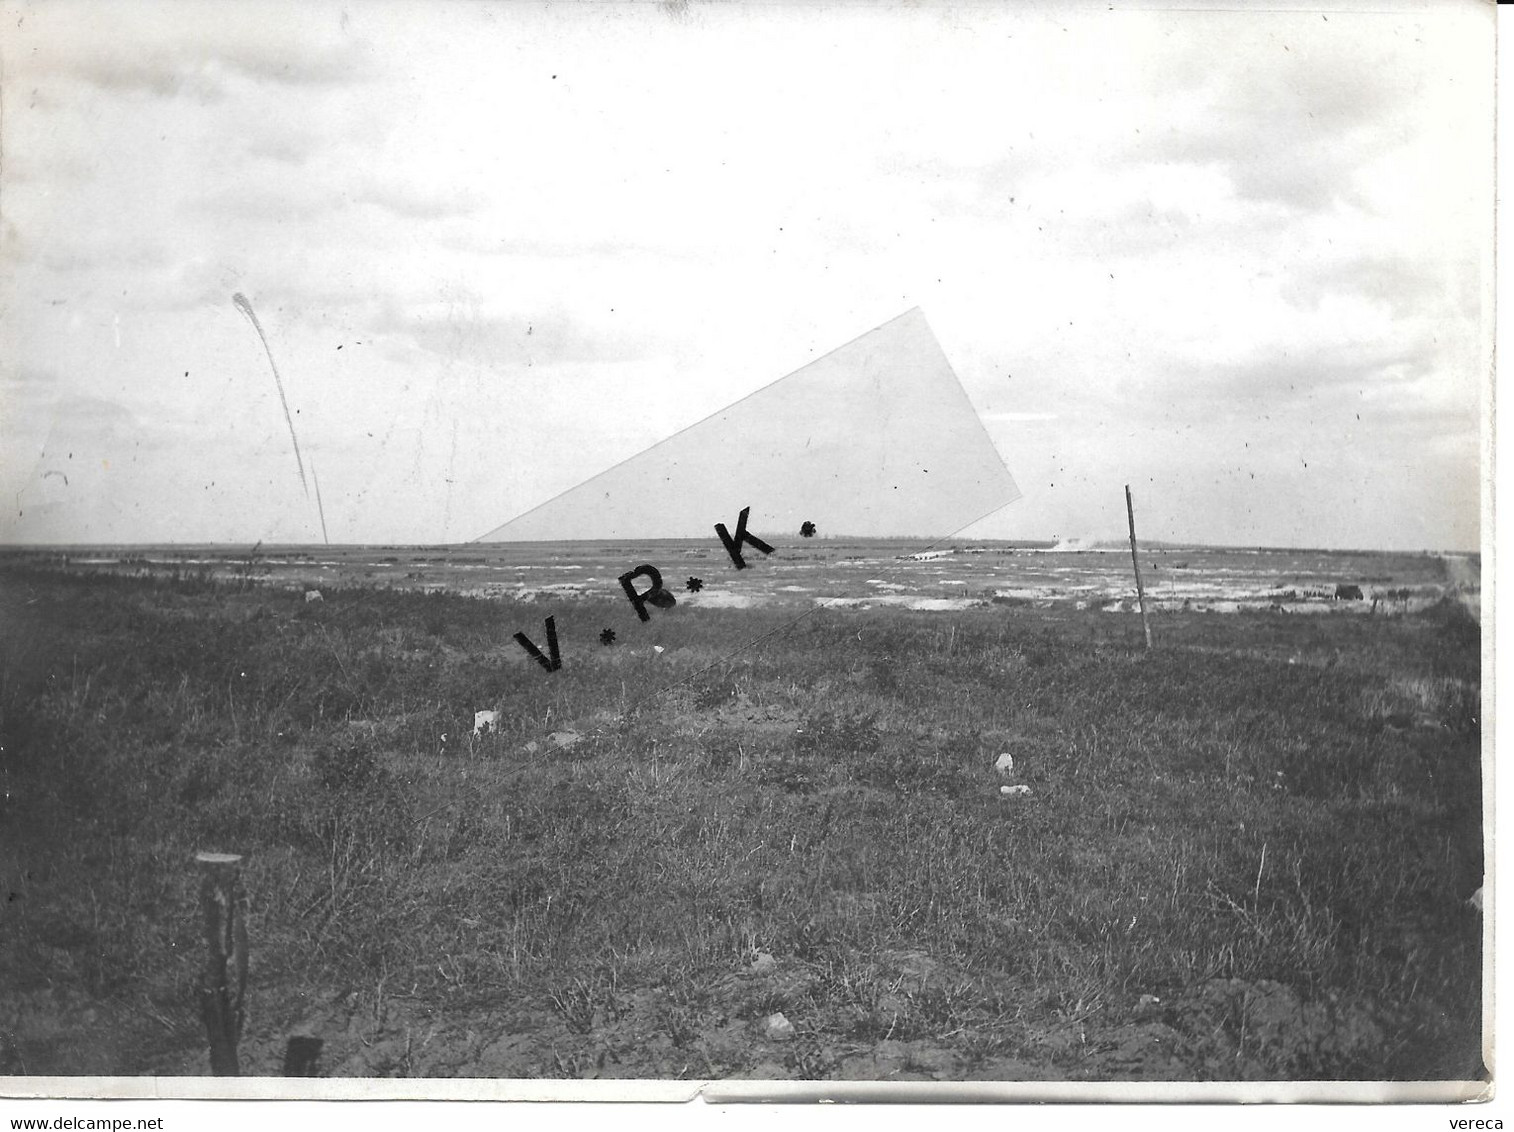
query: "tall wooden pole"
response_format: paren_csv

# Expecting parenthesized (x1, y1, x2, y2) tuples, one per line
(196, 852, 248, 1076)
(1125, 485, 1154, 650)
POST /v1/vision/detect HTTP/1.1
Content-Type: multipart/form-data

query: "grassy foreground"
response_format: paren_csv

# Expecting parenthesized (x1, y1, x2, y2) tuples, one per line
(0, 566, 1483, 1081)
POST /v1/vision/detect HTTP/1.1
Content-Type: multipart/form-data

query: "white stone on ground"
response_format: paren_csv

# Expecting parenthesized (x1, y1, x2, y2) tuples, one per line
(763, 1012, 795, 1040)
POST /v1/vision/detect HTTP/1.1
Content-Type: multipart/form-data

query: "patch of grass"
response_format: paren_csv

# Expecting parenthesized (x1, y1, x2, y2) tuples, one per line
(0, 563, 1482, 1080)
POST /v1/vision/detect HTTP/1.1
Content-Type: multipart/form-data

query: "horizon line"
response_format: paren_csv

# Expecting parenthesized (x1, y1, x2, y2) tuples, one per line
(0, 538, 1479, 556)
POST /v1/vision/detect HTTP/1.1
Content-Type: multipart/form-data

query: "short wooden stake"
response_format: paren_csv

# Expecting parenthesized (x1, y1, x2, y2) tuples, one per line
(283, 1036, 324, 1076)
(1125, 485, 1154, 650)
(195, 852, 248, 1076)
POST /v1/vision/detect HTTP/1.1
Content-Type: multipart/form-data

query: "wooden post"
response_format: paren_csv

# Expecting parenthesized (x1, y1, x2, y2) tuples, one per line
(196, 852, 248, 1076)
(282, 1036, 324, 1076)
(1125, 485, 1154, 650)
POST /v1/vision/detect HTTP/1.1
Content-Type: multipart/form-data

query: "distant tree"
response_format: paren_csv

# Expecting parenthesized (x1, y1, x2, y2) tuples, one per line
(800, 521, 817, 538)
(686, 576, 704, 592)
(599, 628, 616, 646)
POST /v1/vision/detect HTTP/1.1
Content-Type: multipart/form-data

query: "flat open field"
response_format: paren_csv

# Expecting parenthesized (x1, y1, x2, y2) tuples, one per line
(0, 545, 1484, 1083)
(6, 539, 1468, 617)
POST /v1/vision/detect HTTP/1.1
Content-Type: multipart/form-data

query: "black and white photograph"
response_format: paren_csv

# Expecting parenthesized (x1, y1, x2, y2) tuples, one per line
(0, 0, 1492, 1102)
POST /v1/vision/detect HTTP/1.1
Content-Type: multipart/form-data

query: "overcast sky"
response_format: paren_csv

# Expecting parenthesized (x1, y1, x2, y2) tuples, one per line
(0, 0, 1491, 550)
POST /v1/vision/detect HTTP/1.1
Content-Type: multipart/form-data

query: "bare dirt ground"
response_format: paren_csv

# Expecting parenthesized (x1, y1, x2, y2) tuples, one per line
(124, 961, 1399, 1082)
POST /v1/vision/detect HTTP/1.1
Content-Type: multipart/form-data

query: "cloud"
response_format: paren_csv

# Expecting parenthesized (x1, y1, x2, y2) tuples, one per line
(1281, 251, 1480, 322)
(1115, 24, 1418, 213)
(192, 179, 344, 225)
(432, 227, 704, 263)
(871, 18, 1415, 231)
(4, 393, 156, 495)
(366, 303, 666, 368)
(191, 170, 483, 230)
(19, 19, 379, 98)
(46, 394, 145, 432)
(1162, 338, 1440, 405)
(0, 2, 1484, 552)
(35, 240, 172, 274)
(0, 364, 64, 392)
(1377, 404, 1478, 443)
(349, 181, 485, 221)
(243, 129, 322, 167)
(214, 41, 377, 89)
